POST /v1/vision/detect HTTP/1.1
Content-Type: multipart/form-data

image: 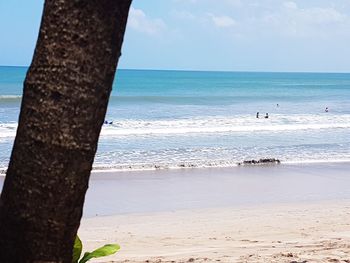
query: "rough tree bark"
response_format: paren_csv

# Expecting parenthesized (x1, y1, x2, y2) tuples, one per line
(0, 0, 132, 262)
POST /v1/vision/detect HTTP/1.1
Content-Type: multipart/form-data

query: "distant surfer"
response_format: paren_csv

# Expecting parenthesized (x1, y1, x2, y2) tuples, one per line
(325, 107, 329, 112)
(277, 103, 279, 107)
(256, 112, 259, 118)
(265, 113, 269, 119)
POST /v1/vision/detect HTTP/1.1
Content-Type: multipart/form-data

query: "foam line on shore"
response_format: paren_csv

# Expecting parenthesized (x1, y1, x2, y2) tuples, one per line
(1, 158, 350, 177)
(91, 158, 350, 174)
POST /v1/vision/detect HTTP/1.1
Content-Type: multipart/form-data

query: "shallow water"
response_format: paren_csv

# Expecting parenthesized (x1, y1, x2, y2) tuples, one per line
(1, 67, 350, 171)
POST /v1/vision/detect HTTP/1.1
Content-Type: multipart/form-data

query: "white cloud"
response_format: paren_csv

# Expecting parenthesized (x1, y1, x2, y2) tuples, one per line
(209, 14, 237, 28)
(172, 10, 196, 20)
(283, 1, 298, 10)
(128, 7, 166, 35)
(223, 0, 242, 7)
(172, 0, 198, 4)
(261, 2, 349, 37)
(299, 7, 347, 25)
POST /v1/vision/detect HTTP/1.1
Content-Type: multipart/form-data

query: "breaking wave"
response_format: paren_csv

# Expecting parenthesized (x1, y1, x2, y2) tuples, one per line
(2, 114, 350, 138)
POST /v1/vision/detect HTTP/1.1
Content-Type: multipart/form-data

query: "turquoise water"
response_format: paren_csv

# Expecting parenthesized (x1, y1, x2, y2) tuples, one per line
(1, 66, 350, 171)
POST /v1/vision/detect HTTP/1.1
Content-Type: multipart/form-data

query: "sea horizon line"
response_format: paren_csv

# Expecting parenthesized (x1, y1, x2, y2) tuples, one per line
(1, 65, 350, 75)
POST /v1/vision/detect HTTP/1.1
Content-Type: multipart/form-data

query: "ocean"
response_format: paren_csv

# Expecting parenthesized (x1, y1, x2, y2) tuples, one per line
(1, 66, 350, 172)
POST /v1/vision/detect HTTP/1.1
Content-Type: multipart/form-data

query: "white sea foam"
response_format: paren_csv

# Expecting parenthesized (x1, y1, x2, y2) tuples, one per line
(1, 158, 350, 176)
(1, 114, 350, 138)
(91, 158, 350, 173)
(100, 123, 350, 136)
(0, 123, 17, 138)
(0, 95, 22, 104)
(284, 159, 350, 165)
(0, 95, 22, 99)
(101, 114, 350, 136)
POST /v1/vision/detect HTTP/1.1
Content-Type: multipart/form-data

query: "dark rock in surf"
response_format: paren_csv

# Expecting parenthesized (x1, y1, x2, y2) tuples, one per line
(238, 158, 281, 166)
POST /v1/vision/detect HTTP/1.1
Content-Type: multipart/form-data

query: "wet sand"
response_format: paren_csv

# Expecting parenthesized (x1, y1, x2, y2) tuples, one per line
(77, 163, 350, 262)
(1, 163, 350, 262)
(84, 162, 350, 217)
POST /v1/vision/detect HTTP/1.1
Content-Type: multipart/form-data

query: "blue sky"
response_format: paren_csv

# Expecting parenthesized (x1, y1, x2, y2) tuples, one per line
(1, 0, 350, 72)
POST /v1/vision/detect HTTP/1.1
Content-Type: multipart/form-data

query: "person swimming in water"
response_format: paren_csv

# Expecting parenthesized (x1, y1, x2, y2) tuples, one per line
(325, 107, 329, 112)
(256, 112, 259, 118)
(265, 113, 269, 119)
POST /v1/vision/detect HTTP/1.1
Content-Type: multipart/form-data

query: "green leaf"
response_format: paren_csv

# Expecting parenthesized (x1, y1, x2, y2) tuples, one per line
(72, 236, 83, 263)
(79, 244, 120, 263)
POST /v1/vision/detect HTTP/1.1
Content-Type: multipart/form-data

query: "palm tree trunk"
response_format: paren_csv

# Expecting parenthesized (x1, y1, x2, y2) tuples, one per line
(0, 0, 132, 262)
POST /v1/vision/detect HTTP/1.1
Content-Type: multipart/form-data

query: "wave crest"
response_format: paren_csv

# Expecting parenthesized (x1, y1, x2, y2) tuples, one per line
(1, 114, 350, 138)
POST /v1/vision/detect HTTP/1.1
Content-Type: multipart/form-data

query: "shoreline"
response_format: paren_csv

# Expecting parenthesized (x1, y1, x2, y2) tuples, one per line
(1, 161, 350, 262)
(2, 163, 350, 216)
(82, 162, 350, 217)
(2, 159, 350, 176)
(91, 159, 350, 174)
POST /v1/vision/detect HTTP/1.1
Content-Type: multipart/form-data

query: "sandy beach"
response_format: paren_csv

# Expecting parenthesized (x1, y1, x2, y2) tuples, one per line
(74, 163, 350, 262)
(80, 201, 350, 263)
(2, 163, 349, 262)
(2, 2, 350, 261)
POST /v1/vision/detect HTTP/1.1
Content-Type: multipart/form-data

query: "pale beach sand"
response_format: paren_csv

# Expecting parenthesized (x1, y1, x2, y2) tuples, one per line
(77, 163, 350, 263)
(80, 201, 350, 263)
(1, 163, 349, 262)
